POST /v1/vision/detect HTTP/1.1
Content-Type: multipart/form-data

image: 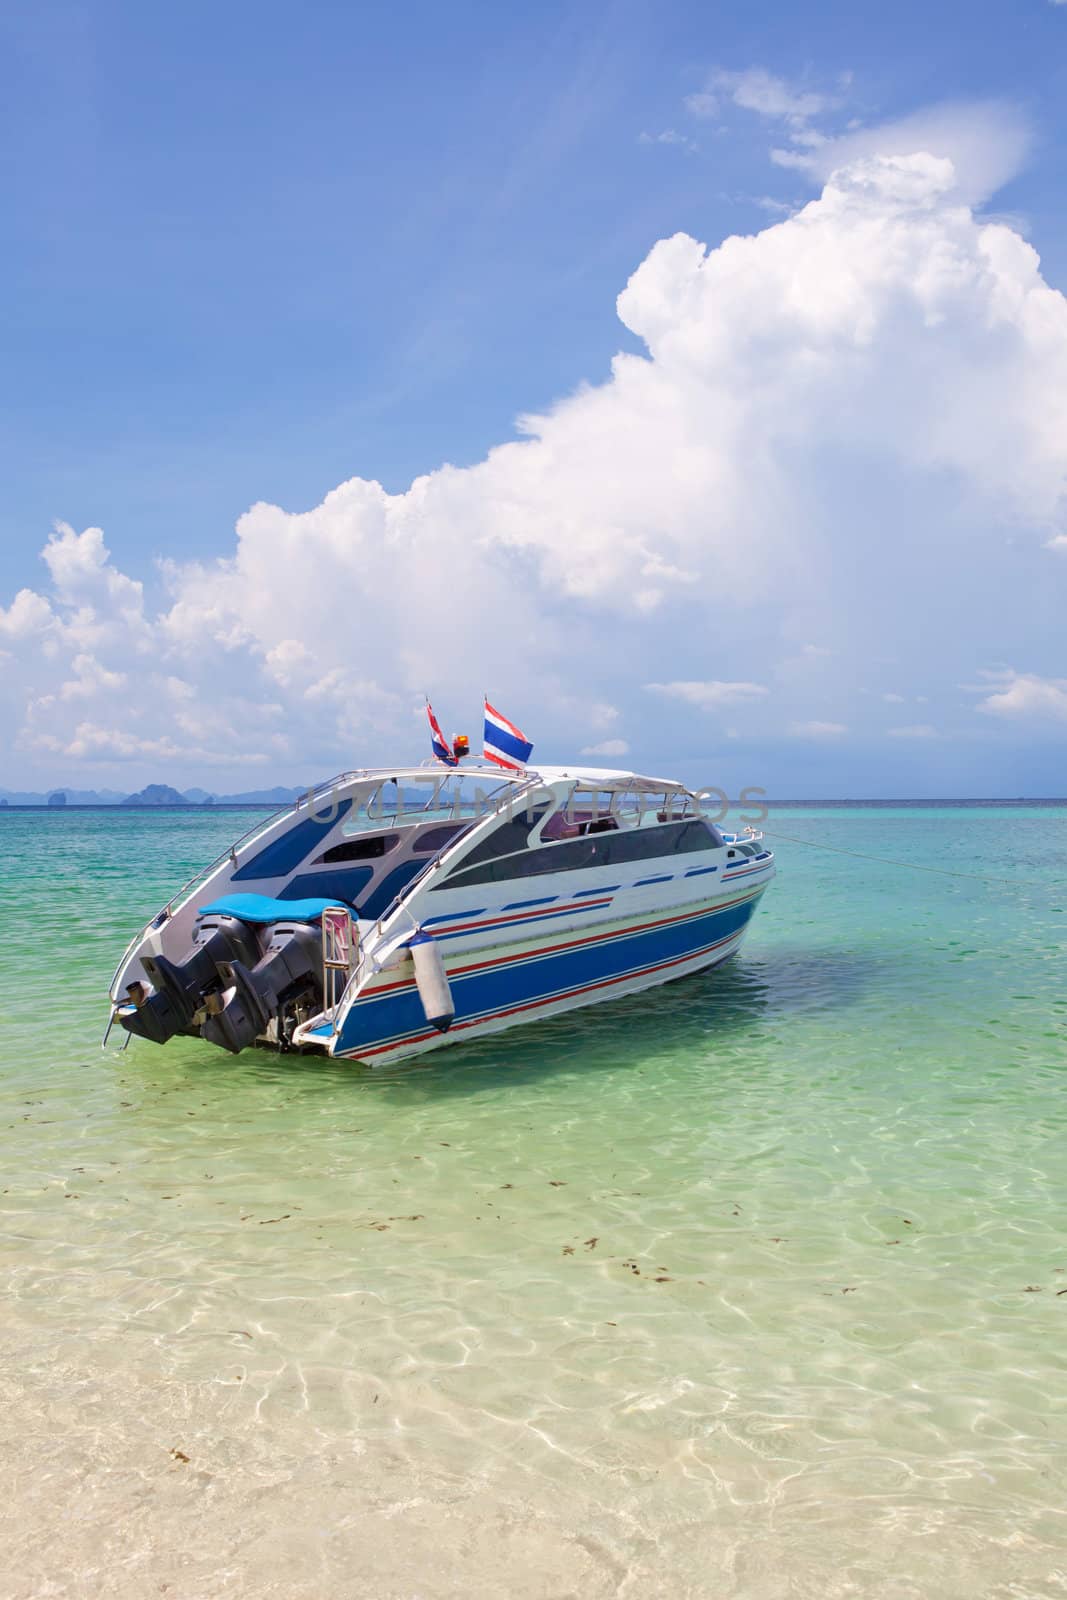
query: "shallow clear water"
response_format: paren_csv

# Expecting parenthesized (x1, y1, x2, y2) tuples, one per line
(2, 805, 1066, 1598)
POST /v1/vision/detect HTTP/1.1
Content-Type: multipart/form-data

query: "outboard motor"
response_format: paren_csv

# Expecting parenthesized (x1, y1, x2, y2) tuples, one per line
(120, 913, 263, 1045)
(201, 920, 323, 1054)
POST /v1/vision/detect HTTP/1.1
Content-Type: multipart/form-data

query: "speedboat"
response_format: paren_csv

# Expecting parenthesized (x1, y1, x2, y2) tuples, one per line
(107, 764, 775, 1066)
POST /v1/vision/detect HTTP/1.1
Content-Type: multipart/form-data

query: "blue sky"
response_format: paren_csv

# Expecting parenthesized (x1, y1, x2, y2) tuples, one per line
(3, 0, 1067, 796)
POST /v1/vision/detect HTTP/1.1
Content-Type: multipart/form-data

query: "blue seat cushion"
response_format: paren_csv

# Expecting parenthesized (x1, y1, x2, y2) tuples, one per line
(198, 892, 355, 925)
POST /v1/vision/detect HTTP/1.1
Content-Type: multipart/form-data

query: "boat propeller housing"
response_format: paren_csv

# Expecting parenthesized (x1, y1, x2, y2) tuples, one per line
(119, 896, 337, 1053)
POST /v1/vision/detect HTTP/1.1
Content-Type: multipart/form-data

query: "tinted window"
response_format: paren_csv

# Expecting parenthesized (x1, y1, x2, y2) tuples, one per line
(279, 867, 374, 904)
(360, 860, 430, 920)
(319, 833, 400, 863)
(232, 799, 354, 880)
(456, 806, 548, 869)
(413, 823, 470, 854)
(434, 818, 717, 890)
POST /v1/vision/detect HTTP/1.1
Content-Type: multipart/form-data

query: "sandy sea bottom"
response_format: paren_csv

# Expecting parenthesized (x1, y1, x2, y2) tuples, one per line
(1, 805, 1066, 1598)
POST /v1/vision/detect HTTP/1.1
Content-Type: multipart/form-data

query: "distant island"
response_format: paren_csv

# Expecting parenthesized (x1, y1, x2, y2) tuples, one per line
(0, 783, 313, 807)
(122, 784, 190, 807)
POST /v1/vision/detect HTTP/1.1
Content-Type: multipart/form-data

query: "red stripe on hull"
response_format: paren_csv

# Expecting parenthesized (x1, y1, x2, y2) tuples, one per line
(368, 886, 764, 999)
(426, 896, 613, 939)
(348, 923, 747, 1061)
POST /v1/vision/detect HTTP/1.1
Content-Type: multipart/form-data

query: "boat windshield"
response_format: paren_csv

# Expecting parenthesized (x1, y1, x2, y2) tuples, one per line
(560, 785, 696, 829)
(340, 773, 526, 835)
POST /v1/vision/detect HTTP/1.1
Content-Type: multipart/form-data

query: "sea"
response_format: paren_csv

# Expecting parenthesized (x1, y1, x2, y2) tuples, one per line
(1, 803, 1065, 1599)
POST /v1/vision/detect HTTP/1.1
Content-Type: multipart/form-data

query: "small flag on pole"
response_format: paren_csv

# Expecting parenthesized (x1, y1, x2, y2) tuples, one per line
(483, 698, 533, 771)
(426, 701, 457, 766)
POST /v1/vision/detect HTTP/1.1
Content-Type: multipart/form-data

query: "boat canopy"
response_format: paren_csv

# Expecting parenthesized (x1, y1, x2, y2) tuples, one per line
(300, 763, 691, 795)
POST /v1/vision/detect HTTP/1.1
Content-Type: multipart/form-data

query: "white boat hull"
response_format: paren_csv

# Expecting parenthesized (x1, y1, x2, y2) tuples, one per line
(324, 881, 768, 1064)
(108, 762, 775, 1066)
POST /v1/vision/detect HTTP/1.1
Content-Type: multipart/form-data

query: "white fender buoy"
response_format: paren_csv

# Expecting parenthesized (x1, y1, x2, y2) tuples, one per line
(409, 930, 455, 1033)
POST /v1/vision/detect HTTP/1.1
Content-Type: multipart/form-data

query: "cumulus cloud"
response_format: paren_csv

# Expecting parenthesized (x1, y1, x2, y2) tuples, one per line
(686, 62, 1028, 210)
(771, 101, 1030, 207)
(686, 68, 829, 127)
(975, 671, 1067, 721)
(645, 681, 770, 709)
(31, 722, 275, 764)
(580, 738, 631, 757)
(42, 522, 146, 623)
(4, 121, 1067, 791)
(58, 654, 127, 700)
(0, 589, 53, 639)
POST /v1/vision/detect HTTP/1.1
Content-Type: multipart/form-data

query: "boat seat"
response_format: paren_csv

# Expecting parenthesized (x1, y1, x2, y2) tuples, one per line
(197, 892, 358, 925)
(540, 813, 581, 840)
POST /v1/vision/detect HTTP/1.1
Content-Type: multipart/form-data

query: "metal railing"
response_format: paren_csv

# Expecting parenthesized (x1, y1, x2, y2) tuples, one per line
(323, 773, 546, 1035)
(106, 772, 377, 995)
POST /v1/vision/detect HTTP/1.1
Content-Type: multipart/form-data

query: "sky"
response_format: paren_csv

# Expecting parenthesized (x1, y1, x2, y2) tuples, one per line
(2, 0, 1067, 798)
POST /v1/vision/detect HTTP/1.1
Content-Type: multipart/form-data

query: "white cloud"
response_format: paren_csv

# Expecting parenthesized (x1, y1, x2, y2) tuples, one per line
(645, 681, 770, 709)
(57, 653, 127, 701)
(882, 692, 906, 703)
(768, 148, 817, 174)
(773, 101, 1029, 207)
(42, 523, 145, 621)
(688, 68, 829, 127)
(264, 638, 313, 688)
(693, 64, 1028, 211)
(721, 67, 828, 124)
(639, 129, 697, 153)
(790, 720, 847, 738)
(753, 195, 797, 216)
(580, 738, 630, 757)
(683, 91, 718, 120)
(0, 588, 53, 639)
(976, 671, 1067, 721)
(4, 119, 1067, 790)
(31, 722, 270, 764)
(888, 724, 938, 739)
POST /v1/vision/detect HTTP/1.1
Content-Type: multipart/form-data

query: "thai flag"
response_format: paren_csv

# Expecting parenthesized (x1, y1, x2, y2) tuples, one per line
(426, 701, 457, 766)
(483, 699, 533, 771)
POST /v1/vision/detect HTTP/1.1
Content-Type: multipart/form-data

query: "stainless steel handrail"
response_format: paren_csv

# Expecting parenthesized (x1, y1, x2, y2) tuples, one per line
(105, 773, 379, 994)
(325, 773, 546, 1040)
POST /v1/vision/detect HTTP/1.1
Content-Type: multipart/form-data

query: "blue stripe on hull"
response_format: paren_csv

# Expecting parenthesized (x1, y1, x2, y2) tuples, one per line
(334, 891, 762, 1058)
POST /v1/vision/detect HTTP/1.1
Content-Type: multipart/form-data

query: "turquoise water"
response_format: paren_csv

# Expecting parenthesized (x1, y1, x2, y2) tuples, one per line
(2, 805, 1066, 1598)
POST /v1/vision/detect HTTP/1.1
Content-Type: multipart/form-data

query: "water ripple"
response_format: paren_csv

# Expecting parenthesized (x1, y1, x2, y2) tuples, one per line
(1, 806, 1067, 1596)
